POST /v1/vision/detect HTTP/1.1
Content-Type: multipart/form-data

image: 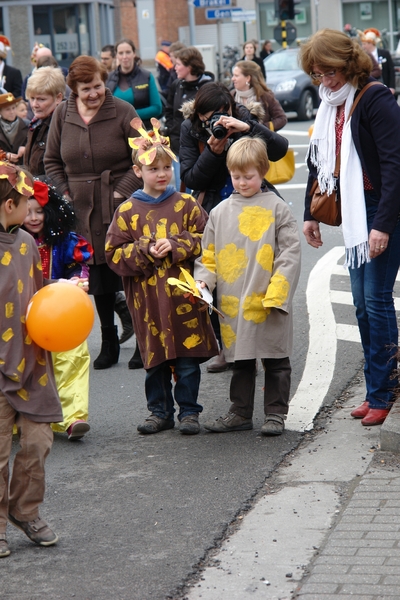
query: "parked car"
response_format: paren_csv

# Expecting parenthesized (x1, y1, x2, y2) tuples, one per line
(263, 47, 319, 120)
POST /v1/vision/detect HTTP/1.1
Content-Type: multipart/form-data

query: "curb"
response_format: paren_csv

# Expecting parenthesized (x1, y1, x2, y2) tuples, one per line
(380, 397, 400, 453)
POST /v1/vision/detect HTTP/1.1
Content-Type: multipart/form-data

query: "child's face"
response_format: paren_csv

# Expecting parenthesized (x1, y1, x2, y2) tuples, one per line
(230, 167, 263, 198)
(24, 198, 45, 236)
(134, 157, 173, 197)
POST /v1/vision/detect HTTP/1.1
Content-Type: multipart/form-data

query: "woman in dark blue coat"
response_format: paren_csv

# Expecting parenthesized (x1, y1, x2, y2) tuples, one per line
(300, 29, 400, 427)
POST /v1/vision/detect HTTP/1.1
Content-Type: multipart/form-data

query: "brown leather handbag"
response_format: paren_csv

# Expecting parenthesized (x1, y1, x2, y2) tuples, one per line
(309, 81, 383, 227)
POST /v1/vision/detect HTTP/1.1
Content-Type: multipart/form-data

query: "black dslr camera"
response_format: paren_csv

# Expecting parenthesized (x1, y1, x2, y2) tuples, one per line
(209, 112, 229, 140)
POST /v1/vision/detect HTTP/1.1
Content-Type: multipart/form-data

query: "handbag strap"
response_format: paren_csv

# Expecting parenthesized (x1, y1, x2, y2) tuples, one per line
(333, 81, 383, 177)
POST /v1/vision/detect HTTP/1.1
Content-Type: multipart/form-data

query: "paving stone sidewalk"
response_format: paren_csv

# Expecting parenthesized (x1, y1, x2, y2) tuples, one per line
(294, 457, 400, 599)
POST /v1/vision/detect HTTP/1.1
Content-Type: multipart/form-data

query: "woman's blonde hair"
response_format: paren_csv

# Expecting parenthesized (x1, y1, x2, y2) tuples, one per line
(26, 66, 66, 99)
(299, 29, 372, 88)
(234, 60, 269, 100)
(227, 137, 269, 178)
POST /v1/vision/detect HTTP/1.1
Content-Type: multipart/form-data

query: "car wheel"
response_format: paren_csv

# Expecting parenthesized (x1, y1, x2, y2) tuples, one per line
(297, 90, 314, 121)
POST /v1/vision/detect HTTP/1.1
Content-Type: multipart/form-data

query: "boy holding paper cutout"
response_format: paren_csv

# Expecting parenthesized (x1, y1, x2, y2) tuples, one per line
(105, 118, 218, 435)
(194, 137, 301, 436)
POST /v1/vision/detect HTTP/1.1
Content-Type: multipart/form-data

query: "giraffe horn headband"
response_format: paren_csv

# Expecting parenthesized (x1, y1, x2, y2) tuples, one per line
(128, 117, 177, 165)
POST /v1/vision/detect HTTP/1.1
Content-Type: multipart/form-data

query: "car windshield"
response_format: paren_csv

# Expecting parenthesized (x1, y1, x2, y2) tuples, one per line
(264, 51, 300, 71)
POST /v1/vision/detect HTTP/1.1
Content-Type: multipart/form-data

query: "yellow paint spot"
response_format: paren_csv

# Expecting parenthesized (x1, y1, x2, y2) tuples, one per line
(183, 333, 202, 349)
(221, 295, 240, 318)
(0, 359, 4, 365)
(221, 323, 236, 349)
(130, 214, 139, 230)
(29, 265, 33, 278)
(169, 222, 179, 235)
(155, 218, 167, 239)
(17, 388, 29, 401)
(37, 356, 46, 366)
(177, 247, 187, 258)
(262, 272, 290, 308)
(146, 209, 156, 222)
(150, 323, 159, 336)
(36, 261, 42, 271)
(147, 275, 157, 286)
(19, 242, 28, 255)
(256, 244, 274, 272)
(5, 303, 13, 318)
(119, 201, 133, 212)
(112, 248, 123, 264)
(18, 280, 23, 293)
(243, 292, 268, 323)
(25, 334, 32, 345)
(117, 216, 128, 231)
(216, 243, 248, 284)
(1, 251, 12, 265)
(17, 358, 25, 373)
(148, 351, 154, 364)
(143, 224, 151, 237)
(176, 303, 192, 315)
(2, 328, 14, 342)
(202, 244, 216, 273)
(183, 214, 188, 230)
(20, 315, 26, 323)
(159, 331, 168, 348)
(123, 244, 134, 259)
(164, 280, 171, 297)
(183, 317, 199, 329)
(105, 241, 113, 251)
(193, 242, 201, 256)
(157, 266, 166, 278)
(238, 206, 275, 241)
(38, 373, 48, 387)
(174, 199, 186, 212)
(189, 205, 201, 221)
(181, 193, 193, 201)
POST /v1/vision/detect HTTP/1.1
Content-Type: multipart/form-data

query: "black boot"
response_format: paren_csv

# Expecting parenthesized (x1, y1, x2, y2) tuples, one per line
(128, 340, 144, 369)
(114, 297, 134, 344)
(93, 326, 120, 369)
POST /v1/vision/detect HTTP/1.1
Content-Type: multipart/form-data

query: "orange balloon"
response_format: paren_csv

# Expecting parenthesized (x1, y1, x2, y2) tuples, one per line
(26, 283, 95, 352)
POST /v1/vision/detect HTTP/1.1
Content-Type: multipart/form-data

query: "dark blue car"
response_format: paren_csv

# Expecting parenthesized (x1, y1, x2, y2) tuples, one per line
(263, 47, 319, 120)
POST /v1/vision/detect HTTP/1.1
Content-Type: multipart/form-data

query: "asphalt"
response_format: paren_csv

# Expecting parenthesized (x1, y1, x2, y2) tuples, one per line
(183, 378, 400, 600)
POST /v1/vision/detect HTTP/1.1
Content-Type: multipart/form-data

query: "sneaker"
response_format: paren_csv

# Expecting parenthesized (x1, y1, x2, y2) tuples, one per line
(67, 420, 90, 441)
(0, 534, 10, 558)
(206, 351, 232, 373)
(179, 414, 200, 435)
(137, 414, 174, 435)
(8, 514, 58, 546)
(261, 414, 286, 436)
(204, 411, 253, 432)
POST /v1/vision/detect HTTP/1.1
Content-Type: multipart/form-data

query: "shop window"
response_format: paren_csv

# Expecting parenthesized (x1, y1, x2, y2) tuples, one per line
(33, 4, 91, 67)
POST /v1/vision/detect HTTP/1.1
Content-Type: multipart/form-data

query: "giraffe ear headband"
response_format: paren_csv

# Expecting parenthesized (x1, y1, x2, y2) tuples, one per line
(128, 117, 178, 165)
(0, 151, 34, 197)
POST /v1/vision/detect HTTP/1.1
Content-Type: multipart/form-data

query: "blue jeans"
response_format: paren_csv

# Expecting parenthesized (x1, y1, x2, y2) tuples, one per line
(349, 191, 400, 409)
(144, 358, 202, 421)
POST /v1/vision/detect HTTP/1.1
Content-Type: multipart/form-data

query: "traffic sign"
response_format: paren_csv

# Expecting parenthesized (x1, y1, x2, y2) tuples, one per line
(192, 0, 230, 7)
(205, 7, 239, 18)
(231, 9, 256, 22)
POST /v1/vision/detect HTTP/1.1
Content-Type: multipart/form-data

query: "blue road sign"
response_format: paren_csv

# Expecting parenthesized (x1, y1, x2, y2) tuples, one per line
(205, 8, 237, 18)
(192, 0, 230, 7)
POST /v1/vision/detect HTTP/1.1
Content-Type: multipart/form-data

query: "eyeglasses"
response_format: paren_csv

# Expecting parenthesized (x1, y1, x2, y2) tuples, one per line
(310, 70, 337, 82)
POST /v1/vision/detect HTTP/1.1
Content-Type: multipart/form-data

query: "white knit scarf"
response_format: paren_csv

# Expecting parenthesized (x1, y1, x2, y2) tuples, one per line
(234, 87, 256, 106)
(308, 83, 370, 268)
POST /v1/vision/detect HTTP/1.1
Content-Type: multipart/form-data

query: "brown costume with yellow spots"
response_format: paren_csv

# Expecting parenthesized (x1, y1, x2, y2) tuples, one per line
(0, 227, 62, 422)
(105, 191, 218, 369)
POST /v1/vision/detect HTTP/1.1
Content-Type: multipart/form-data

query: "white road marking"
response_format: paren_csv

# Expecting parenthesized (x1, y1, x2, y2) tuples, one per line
(287, 247, 346, 432)
(282, 129, 311, 136)
(276, 183, 307, 189)
(336, 323, 361, 343)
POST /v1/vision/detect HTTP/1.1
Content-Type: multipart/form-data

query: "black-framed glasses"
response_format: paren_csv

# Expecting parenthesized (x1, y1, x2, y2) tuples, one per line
(310, 70, 337, 82)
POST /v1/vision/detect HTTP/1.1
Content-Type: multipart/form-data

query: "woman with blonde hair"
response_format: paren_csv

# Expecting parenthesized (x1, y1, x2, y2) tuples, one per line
(232, 60, 287, 131)
(300, 28, 400, 427)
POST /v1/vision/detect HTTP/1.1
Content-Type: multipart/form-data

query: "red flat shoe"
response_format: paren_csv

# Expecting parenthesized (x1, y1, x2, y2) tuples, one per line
(351, 401, 369, 418)
(361, 409, 390, 426)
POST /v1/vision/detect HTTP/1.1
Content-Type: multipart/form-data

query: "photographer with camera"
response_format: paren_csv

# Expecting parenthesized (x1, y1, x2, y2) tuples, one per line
(179, 82, 289, 371)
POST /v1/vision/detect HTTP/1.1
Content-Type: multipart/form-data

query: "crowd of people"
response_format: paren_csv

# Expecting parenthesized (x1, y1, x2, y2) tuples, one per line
(0, 26, 399, 558)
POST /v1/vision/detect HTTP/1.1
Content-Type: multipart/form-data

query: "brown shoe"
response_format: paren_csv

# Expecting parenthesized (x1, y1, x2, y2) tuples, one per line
(204, 411, 253, 432)
(179, 414, 200, 435)
(351, 401, 369, 419)
(137, 414, 174, 434)
(261, 414, 286, 436)
(0, 534, 10, 557)
(206, 350, 232, 373)
(8, 514, 58, 546)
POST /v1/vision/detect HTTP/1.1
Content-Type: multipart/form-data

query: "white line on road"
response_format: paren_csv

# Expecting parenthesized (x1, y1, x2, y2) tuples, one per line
(276, 183, 307, 189)
(287, 246, 346, 432)
(282, 130, 311, 136)
(336, 323, 361, 343)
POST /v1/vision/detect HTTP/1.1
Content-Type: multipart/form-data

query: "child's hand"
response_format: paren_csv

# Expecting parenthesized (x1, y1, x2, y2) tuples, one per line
(66, 277, 89, 293)
(196, 280, 209, 312)
(150, 238, 172, 258)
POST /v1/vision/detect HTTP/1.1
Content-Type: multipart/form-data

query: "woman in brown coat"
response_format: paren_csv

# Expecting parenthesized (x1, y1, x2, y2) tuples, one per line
(45, 56, 142, 369)
(231, 60, 287, 132)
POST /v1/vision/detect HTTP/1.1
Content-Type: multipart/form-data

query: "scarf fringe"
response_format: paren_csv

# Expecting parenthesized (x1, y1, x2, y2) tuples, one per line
(344, 241, 370, 269)
(308, 142, 336, 194)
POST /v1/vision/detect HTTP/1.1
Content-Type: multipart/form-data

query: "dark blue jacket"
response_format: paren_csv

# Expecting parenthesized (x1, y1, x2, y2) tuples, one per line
(305, 79, 400, 234)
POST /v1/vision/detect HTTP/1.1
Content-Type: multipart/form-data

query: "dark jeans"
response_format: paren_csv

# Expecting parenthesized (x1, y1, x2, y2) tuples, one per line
(348, 192, 400, 410)
(145, 358, 202, 422)
(229, 358, 291, 419)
